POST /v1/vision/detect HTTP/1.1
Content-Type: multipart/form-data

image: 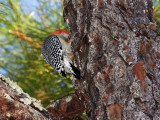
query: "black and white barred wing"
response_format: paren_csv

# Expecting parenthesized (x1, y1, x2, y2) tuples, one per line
(42, 35, 65, 76)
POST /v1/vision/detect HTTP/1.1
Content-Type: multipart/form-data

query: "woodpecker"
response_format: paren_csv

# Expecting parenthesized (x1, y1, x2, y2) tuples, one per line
(42, 29, 80, 79)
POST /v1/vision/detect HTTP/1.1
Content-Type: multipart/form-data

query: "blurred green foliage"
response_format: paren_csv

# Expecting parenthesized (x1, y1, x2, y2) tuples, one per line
(0, 0, 73, 107)
(153, 0, 160, 29)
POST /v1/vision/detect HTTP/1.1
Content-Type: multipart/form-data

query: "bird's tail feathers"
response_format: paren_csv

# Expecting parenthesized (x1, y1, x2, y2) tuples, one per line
(61, 70, 66, 78)
(70, 63, 80, 79)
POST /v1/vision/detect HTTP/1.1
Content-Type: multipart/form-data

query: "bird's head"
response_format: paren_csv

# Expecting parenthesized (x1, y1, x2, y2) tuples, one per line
(51, 29, 70, 42)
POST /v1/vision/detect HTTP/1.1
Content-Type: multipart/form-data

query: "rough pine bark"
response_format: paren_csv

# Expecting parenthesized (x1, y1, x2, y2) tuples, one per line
(63, 0, 160, 119)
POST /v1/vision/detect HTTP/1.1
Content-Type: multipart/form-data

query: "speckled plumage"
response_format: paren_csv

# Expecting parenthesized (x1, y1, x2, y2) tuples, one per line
(42, 34, 80, 79)
(42, 35, 66, 76)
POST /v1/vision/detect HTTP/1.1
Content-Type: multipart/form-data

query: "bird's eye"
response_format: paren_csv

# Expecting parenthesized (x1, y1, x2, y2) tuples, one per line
(65, 35, 71, 42)
(68, 35, 71, 40)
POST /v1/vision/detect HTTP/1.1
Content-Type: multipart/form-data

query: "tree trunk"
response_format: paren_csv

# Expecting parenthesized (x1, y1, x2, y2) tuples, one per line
(64, 0, 160, 119)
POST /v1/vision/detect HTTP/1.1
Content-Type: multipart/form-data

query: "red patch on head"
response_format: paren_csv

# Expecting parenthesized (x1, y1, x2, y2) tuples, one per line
(51, 29, 69, 35)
